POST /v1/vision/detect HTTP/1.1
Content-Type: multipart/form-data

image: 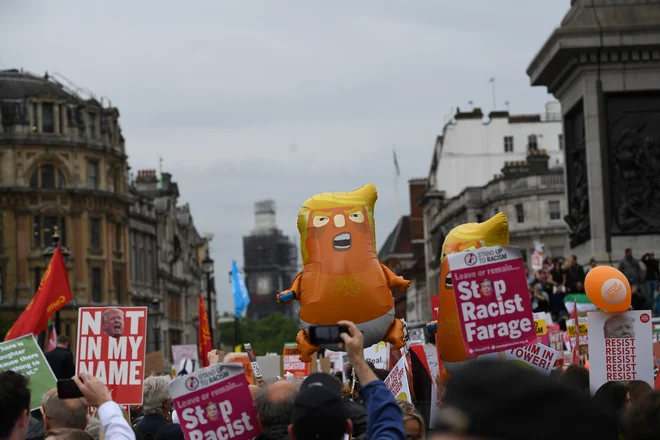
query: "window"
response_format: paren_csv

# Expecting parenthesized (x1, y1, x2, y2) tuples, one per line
(87, 161, 98, 189)
(549, 200, 561, 220)
(30, 165, 66, 189)
(114, 270, 122, 303)
(34, 268, 42, 293)
(91, 268, 102, 303)
(31, 102, 38, 131)
(558, 134, 564, 151)
(115, 224, 123, 251)
(515, 204, 525, 223)
(503, 136, 514, 153)
(42, 103, 54, 133)
(528, 134, 538, 151)
(33, 216, 67, 248)
(90, 218, 101, 249)
(87, 112, 95, 138)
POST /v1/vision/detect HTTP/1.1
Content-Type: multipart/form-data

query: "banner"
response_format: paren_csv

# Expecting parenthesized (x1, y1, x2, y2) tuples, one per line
(0, 334, 57, 410)
(243, 343, 264, 386)
(448, 246, 536, 356)
(384, 355, 412, 403)
(363, 342, 389, 370)
(587, 310, 654, 393)
(282, 343, 309, 381)
(173, 345, 200, 376)
(4, 245, 72, 341)
(169, 363, 261, 440)
(76, 307, 147, 405)
(481, 343, 559, 376)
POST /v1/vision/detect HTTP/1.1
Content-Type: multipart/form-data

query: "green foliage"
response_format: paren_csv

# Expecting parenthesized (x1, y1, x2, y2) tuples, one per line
(218, 313, 299, 356)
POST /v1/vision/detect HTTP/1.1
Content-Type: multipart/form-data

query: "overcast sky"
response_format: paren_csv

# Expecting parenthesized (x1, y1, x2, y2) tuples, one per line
(2, 1, 569, 314)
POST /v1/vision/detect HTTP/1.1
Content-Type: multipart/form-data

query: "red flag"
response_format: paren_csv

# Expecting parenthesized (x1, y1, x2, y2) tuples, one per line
(198, 294, 212, 367)
(47, 323, 57, 352)
(5, 245, 72, 341)
(571, 299, 582, 365)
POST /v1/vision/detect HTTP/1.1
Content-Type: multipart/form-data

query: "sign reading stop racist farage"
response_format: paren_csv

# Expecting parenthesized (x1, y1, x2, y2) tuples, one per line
(448, 246, 536, 356)
(169, 363, 261, 440)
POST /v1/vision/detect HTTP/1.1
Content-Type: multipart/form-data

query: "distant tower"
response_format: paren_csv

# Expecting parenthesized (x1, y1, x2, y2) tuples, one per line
(254, 200, 277, 234)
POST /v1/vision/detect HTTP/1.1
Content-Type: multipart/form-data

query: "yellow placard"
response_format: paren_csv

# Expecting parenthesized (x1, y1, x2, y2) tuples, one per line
(534, 318, 547, 336)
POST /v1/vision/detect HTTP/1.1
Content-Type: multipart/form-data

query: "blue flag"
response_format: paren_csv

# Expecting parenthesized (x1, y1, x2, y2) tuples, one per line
(231, 259, 250, 318)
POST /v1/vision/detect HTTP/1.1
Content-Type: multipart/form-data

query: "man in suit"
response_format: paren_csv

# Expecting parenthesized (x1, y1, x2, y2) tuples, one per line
(45, 336, 75, 380)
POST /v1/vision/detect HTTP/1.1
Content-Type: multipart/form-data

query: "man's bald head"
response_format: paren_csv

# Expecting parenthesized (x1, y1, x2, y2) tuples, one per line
(255, 380, 299, 429)
(43, 390, 88, 431)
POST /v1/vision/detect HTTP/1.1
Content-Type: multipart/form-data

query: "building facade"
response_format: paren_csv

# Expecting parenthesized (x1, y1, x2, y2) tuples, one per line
(132, 169, 215, 360)
(378, 179, 428, 324)
(243, 200, 298, 320)
(429, 103, 564, 199)
(422, 151, 567, 307)
(0, 69, 132, 346)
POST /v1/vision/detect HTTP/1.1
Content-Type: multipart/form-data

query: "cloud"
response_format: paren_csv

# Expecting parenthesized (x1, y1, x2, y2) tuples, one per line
(1, 0, 569, 312)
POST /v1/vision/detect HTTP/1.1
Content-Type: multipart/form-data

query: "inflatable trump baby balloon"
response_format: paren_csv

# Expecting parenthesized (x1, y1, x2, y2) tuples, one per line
(428, 212, 509, 381)
(277, 183, 409, 362)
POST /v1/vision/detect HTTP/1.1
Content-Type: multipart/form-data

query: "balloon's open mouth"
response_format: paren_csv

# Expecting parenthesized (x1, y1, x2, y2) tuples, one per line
(445, 273, 453, 289)
(333, 232, 351, 251)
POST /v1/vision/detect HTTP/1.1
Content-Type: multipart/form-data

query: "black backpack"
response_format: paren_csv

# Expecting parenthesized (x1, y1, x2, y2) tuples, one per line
(133, 422, 171, 440)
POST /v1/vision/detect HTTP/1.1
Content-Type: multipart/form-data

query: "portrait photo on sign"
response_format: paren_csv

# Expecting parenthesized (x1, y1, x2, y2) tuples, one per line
(102, 308, 125, 338)
(587, 310, 654, 394)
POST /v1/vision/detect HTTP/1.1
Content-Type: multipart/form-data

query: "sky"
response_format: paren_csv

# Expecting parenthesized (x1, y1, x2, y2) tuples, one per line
(1, 1, 570, 314)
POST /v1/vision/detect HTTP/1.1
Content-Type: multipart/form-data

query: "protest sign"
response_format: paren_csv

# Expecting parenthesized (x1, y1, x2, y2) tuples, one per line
(76, 306, 147, 405)
(481, 343, 559, 375)
(566, 316, 589, 346)
(531, 251, 543, 271)
(547, 325, 564, 366)
(588, 310, 654, 393)
(0, 334, 57, 410)
(363, 341, 390, 370)
(173, 345, 200, 367)
(431, 295, 439, 321)
(282, 343, 309, 381)
(534, 312, 548, 345)
(256, 355, 281, 381)
(384, 355, 412, 403)
(448, 246, 536, 356)
(145, 351, 164, 378)
(169, 363, 261, 440)
(243, 343, 264, 385)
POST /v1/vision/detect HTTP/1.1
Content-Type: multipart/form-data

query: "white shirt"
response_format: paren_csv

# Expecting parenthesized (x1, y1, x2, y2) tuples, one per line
(97, 401, 136, 440)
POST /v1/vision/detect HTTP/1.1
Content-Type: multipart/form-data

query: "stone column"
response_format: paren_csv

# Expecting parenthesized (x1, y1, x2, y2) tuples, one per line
(527, 0, 660, 264)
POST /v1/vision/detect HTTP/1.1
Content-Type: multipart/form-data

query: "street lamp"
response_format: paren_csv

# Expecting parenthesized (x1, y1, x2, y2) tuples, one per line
(150, 295, 162, 352)
(43, 226, 70, 334)
(202, 249, 214, 347)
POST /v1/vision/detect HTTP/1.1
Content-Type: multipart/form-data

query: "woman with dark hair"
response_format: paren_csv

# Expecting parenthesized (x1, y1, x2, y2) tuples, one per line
(627, 380, 653, 403)
(593, 381, 632, 415)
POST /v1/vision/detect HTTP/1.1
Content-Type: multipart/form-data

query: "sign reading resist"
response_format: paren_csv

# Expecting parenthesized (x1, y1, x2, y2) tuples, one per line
(448, 246, 536, 356)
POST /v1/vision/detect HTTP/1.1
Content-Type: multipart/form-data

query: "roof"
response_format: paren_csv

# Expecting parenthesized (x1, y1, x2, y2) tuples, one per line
(0, 69, 80, 102)
(378, 216, 411, 261)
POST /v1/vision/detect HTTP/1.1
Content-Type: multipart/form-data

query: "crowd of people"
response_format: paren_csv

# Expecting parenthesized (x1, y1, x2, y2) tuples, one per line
(527, 249, 660, 320)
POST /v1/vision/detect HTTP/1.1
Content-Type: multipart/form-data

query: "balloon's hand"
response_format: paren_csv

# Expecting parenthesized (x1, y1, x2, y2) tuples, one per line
(277, 291, 295, 304)
(427, 321, 438, 333)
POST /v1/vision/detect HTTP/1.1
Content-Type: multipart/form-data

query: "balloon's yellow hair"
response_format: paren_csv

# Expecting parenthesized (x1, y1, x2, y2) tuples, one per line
(297, 184, 378, 265)
(442, 212, 510, 258)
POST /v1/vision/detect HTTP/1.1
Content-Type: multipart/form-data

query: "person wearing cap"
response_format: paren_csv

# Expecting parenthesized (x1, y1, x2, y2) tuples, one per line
(288, 320, 405, 440)
(603, 314, 635, 339)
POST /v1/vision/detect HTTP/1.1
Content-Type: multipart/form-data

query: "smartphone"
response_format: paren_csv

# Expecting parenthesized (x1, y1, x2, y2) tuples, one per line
(57, 378, 83, 399)
(309, 325, 349, 345)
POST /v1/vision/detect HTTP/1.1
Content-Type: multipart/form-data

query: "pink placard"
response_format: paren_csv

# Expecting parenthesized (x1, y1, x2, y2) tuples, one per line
(448, 246, 536, 356)
(169, 363, 261, 440)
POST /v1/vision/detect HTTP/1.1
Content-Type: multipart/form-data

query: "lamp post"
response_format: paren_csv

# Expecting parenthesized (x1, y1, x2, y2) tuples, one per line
(150, 295, 162, 352)
(202, 250, 214, 347)
(42, 226, 70, 334)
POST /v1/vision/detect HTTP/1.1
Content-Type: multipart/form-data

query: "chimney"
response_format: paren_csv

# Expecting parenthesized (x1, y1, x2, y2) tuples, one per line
(408, 178, 427, 241)
(135, 169, 158, 190)
(527, 149, 550, 174)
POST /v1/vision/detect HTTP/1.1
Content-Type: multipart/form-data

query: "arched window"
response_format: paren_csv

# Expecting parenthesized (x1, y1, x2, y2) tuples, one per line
(30, 164, 66, 189)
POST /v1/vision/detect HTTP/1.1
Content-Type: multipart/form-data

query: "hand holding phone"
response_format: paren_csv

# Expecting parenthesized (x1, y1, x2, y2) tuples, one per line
(309, 325, 349, 345)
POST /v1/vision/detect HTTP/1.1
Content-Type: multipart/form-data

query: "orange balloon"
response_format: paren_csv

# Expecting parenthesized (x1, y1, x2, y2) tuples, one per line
(584, 266, 631, 312)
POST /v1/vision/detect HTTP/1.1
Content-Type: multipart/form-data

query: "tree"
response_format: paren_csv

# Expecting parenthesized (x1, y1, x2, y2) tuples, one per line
(218, 313, 299, 355)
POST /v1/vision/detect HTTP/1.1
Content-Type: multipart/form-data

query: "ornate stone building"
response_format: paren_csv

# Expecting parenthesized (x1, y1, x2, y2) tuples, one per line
(0, 69, 131, 341)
